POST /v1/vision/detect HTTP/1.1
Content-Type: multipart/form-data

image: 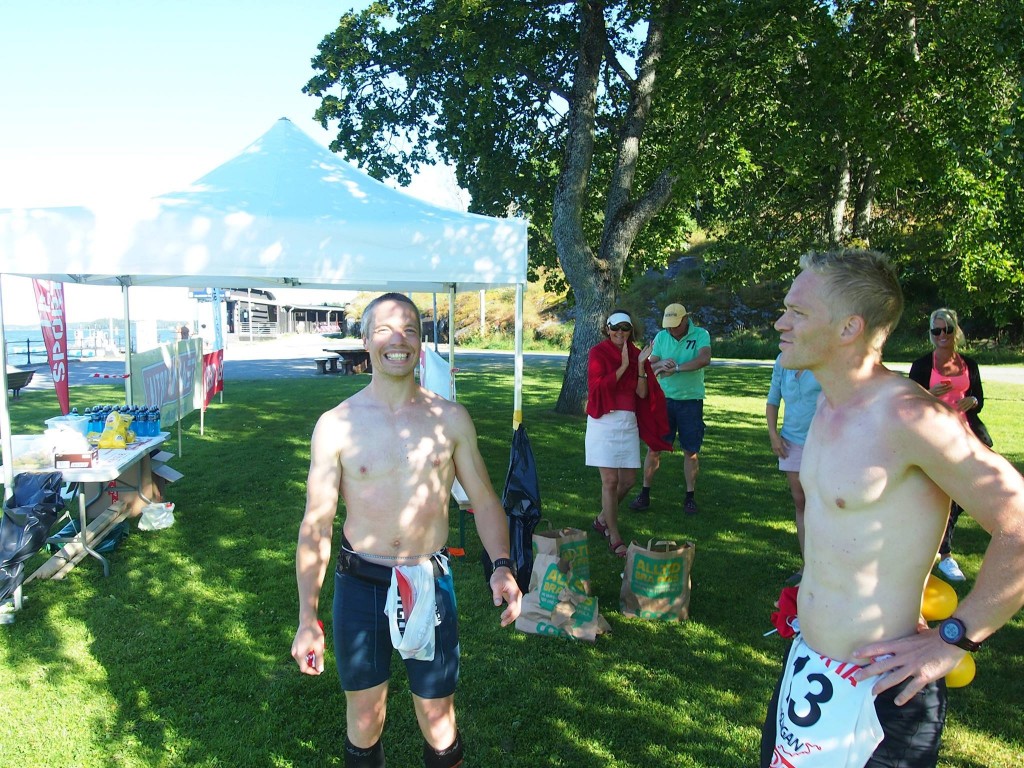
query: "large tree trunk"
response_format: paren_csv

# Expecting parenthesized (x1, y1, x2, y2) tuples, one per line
(554, 1, 677, 414)
(829, 141, 851, 246)
(557, 282, 616, 415)
(853, 157, 879, 243)
(553, 3, 609, 415)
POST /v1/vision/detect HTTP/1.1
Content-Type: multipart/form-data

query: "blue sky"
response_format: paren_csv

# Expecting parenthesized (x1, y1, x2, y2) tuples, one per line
(0, 1, 463, 323)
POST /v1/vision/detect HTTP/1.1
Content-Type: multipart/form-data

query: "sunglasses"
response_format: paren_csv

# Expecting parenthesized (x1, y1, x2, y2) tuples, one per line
(608, 323, 632, 332)
(930, 327, 955, 337)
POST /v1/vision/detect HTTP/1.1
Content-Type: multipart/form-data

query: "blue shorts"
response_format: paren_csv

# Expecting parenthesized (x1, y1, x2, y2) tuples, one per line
(332, 560, 460, 699)
(662, 398, 705, 454)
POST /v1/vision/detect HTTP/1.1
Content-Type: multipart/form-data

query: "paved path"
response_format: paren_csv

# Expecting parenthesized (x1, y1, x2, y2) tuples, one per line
(16, 336, 1024, 391)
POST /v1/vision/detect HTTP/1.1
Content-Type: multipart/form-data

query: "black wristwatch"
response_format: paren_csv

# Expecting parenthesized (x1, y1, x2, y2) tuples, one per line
(938, 617, 984, 652)
(492, 557, 517, 576)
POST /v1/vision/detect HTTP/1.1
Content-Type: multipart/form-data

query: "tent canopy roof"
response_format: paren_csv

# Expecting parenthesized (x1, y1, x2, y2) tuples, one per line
(0, 118, 528, 293)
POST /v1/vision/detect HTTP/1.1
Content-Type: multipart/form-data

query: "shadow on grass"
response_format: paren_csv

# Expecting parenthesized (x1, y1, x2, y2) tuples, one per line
(3, 366, 1022, 767)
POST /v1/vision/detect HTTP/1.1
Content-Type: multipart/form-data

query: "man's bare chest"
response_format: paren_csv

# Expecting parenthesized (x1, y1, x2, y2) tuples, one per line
(339, 415, 454, 481)
(802, 411, 897, 511)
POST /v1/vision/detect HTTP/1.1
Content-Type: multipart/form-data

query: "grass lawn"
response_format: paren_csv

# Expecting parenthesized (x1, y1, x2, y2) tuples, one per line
(1, 362, 1022, 767)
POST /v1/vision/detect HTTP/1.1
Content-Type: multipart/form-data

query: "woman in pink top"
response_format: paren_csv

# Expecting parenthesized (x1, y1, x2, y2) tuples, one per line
(908, 308, 992, 583)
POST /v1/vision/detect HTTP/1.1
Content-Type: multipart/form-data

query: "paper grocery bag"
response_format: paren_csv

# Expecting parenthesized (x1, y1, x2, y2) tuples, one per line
(533, 523, 591, 591)
(527, 554, 572, 611)
(515, 591, 572, 639)
(550, 595, 611, 642)
(516, 554, 571, 638)
(619, 539, 695, 621)
(516, 554, 607, 641)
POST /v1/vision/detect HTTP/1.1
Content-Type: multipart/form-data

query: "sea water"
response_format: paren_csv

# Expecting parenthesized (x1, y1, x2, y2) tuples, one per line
(3, 327, 179, 367)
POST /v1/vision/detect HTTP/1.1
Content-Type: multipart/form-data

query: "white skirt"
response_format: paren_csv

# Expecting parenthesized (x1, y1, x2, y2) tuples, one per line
(585, 410, 641, 468)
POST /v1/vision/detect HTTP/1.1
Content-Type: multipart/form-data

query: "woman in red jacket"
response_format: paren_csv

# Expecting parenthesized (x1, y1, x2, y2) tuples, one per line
(585, 310, 668, 557)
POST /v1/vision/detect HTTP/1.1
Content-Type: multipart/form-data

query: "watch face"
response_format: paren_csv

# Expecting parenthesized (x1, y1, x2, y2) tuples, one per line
(940, 619, 966, 644)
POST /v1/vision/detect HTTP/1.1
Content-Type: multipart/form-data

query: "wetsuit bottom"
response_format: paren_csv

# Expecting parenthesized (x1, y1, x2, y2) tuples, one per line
(333, 559, 460, 699)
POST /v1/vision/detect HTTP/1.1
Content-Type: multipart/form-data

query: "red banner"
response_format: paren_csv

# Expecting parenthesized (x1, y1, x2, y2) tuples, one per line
(202, 349, 224, 409)
(32, 279, 70, 414)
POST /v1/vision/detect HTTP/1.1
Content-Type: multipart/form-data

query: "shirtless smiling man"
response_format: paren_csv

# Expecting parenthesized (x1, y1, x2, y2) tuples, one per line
(761, 250, 1024, 767)
(291, 293, 522, 768)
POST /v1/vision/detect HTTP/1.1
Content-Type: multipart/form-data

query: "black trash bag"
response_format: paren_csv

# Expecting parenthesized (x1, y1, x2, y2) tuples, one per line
(482, 425, 542, 593)
(0, 472, 65, 602)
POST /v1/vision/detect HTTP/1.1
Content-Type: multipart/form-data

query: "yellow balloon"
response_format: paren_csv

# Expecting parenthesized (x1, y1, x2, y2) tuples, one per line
(922, 574, 958, 621)
(946, 653, 976, 688)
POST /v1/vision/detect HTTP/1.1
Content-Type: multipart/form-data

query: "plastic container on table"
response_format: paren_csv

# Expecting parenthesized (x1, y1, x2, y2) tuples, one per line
(44, 414, 90, 437)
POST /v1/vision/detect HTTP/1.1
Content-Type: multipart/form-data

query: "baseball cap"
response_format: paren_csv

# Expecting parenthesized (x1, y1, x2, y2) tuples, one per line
(662, 304, 688, 329)
(606, 312, 632, 327)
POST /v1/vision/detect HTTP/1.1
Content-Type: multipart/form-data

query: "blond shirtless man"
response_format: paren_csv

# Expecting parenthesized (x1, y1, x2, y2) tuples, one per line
(761, 250, 1024, 767)
(291, 293, 522, 768)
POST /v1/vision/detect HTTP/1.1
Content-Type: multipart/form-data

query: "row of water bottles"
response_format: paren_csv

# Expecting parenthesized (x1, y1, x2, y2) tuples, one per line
(75, 405, 162, 437)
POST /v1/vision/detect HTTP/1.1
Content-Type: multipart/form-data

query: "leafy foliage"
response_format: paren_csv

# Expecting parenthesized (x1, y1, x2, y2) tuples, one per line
(303, 0, 1024, 420)
(696, 0, 1024, 335)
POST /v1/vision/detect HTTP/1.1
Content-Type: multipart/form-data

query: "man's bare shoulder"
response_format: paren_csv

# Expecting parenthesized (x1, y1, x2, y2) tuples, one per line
(875, 368, 951, 421)
(867, 367, 976, 460)
(316, 388, 371, 425)
(420, 388, 473, 426)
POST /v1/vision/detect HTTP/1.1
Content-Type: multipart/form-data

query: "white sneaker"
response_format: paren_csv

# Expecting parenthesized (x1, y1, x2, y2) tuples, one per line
(937, 557, 966, 582)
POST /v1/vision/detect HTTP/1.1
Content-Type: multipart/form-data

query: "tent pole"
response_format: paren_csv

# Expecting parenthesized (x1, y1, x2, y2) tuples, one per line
(0, 274, 15, 498)
(177, 343, 184, 457)
(432, 293, 439, 352)
(0, 277, 19, 615)
(514, 283, 524, 431)
(447, 285, 456, 401)
(121, 283, 133, 405)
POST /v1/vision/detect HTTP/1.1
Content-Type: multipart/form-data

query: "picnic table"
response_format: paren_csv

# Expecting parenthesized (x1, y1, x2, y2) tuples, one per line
(318, 349, 371, 375)
(1, 432, 169, 595)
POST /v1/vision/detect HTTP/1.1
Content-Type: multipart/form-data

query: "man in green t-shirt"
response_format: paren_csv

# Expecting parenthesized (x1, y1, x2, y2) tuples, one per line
(629, 303, 711, 515)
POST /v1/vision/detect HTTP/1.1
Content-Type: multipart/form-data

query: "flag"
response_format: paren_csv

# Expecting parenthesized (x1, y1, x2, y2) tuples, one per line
(202, 349, 224, 409)
(32, 279, 70, 414)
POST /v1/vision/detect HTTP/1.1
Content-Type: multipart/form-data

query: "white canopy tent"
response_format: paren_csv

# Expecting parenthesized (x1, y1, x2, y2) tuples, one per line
(0, 118, 529, 490)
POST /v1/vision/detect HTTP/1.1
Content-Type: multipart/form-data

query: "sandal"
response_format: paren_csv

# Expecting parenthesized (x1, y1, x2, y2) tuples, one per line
(592, 517, 610, 537)
(608, 539, 627, 558)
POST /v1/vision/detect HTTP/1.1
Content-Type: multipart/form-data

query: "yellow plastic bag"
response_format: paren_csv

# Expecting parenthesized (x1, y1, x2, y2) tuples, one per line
(98, 411, 135, 448)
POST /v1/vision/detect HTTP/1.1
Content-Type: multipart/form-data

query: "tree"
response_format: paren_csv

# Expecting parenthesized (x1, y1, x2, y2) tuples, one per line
(305, 0, 717, 414)
(698, 0, 1024, 334)
(305, 0, 1024, 416)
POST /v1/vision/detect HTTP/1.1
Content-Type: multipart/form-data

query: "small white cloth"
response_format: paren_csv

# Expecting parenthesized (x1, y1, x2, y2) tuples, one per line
(769, 635, 884, 768)
(384, 559, 445, 661)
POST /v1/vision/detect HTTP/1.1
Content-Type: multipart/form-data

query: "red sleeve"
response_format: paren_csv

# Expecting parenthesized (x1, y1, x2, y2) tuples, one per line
(586, 340, 620, 418)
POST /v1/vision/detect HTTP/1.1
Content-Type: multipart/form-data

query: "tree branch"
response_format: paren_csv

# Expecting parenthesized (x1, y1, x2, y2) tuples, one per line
(604, 41, 634, 89)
